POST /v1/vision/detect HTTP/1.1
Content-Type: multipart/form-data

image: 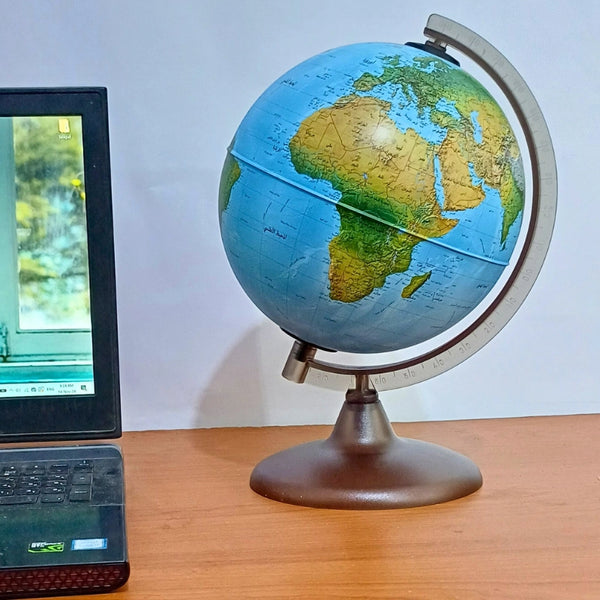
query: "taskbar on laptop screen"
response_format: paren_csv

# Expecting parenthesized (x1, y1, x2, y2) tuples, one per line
(0, 380, 95, 398)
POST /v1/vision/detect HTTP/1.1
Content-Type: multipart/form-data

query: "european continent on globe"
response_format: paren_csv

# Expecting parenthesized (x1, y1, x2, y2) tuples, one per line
(219, 43, 524, 354)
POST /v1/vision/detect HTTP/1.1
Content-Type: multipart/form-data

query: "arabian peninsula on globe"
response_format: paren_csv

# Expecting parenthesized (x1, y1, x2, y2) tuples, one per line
(219, 42, 524, 354)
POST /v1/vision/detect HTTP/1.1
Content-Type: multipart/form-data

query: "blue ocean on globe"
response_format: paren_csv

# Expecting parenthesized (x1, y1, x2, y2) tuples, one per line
(219, 42, 524, 353)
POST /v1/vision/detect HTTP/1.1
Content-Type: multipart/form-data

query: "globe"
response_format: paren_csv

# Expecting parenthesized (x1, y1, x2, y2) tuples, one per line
(219, 41, 525, 355)
(218, 15, 557, 510)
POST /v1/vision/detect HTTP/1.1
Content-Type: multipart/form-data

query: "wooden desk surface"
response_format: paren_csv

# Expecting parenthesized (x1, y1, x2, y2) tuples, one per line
(57, 415, 600, 599)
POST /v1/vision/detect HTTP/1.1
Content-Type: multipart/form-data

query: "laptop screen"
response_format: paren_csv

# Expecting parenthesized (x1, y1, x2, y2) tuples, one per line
(0, 88, 121, 442)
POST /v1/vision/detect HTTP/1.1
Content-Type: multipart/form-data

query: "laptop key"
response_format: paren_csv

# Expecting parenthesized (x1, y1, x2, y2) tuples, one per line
(41, 493, 65, 503)
(44, 480, 67, 488)
(69, 486, 91, 502)
(49, 463, 69, 474)
(42, 485, 66, 494)
(24, 464, 46, 475)
(14, 487, 40, 495)
(72, 472, 93, 485)
(74, 460, 93, 471)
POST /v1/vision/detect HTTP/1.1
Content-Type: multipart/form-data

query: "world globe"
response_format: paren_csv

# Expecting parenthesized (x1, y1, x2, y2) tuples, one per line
(219, 14, 557, 509)
(219, 41, 525, 355)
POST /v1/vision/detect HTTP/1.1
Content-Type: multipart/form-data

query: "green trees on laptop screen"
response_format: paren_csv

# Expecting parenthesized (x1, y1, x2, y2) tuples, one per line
(13, 116, 90, 331)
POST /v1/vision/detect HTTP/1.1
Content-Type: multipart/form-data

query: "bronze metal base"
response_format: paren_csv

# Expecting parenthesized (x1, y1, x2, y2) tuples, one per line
(250, 388, 482, 509)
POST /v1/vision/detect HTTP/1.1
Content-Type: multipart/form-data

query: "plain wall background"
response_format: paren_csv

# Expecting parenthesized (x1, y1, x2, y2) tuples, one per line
(0, 0, 597, 430)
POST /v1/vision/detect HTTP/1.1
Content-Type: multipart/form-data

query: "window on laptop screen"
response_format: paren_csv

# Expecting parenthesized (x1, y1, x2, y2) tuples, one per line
(0, 88, 121, 442)
(0, 114, 93, 398)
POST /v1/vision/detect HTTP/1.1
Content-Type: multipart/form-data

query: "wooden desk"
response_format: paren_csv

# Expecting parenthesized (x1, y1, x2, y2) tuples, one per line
(62, 415, 600, 599)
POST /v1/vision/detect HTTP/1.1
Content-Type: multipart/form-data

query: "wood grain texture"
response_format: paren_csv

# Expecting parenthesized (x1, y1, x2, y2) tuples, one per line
(46, 415, 600, 599)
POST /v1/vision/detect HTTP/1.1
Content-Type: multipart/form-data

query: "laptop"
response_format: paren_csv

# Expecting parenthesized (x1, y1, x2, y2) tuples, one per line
(0, 88, 129, 597)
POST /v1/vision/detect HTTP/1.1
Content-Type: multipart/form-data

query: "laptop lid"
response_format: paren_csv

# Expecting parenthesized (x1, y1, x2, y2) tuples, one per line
(0, 87, 121, 443)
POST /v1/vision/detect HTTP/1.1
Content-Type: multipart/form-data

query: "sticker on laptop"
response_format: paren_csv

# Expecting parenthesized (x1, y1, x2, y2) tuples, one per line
(28, 542, 65, 553)
(71, 538, 108, 551)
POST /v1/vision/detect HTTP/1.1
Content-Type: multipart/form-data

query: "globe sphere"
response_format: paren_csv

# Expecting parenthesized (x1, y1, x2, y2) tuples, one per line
(219, 42, 524, 354)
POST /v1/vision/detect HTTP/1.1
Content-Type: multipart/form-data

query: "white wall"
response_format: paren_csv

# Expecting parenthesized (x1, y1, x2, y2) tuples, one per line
(1, 0, 597, 429)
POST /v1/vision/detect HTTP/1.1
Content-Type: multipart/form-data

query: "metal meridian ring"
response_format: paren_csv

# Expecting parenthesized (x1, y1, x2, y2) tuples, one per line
(282, 14, 558, 392)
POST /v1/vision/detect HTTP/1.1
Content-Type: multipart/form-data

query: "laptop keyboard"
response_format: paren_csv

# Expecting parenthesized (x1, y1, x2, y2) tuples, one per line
(0, 459, 94, 506)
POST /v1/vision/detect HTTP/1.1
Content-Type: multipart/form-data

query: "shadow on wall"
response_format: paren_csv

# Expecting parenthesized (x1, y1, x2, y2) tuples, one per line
(193, 322, 336, 467)
(196, 319, 435, 430)
(196, 320, 349, 428)
(195, 325, 271, 428)
(195, 319, 342, 428)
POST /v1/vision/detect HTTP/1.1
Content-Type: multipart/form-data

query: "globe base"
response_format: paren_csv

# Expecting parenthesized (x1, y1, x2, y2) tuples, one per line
(250, 389, 482, 509)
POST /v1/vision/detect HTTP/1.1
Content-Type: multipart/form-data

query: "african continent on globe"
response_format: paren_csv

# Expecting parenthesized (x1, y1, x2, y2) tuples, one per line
(219, 42, 524, 354)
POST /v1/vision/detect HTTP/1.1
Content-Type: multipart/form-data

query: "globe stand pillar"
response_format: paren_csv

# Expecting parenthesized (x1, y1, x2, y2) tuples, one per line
(250, 377, 483, 509)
